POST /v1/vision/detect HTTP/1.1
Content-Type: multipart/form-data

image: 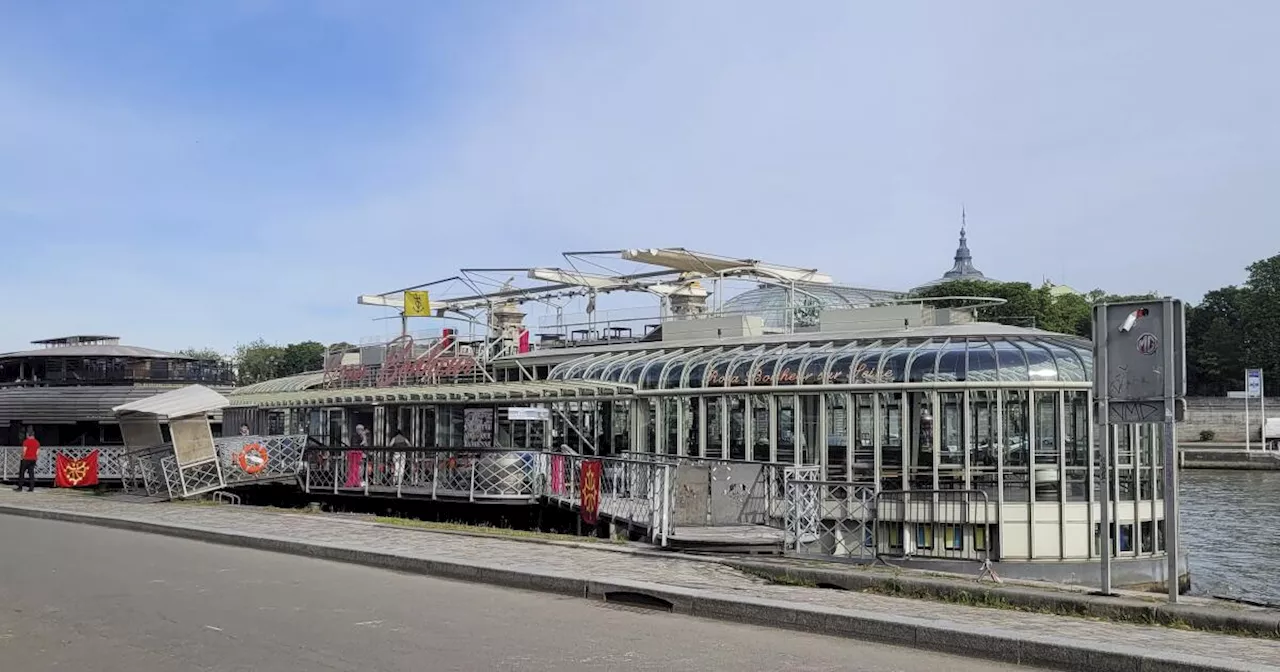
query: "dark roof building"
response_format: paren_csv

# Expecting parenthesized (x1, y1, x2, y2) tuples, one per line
(0, 335, 233, 445)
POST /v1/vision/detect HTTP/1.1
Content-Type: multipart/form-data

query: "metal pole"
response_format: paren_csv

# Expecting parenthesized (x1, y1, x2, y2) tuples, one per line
(1245, 372, 1251, 452)
(1262, 370, 1268, 450)
(1163, 301, 1180, 603)
(1096, 307, 1113, 595)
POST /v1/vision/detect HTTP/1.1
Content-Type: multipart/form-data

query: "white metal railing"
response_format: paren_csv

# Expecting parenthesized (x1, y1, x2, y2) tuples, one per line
(538, 452, 673, 546)
(1, 446, 129, 482)
(301, 447, 541, 502)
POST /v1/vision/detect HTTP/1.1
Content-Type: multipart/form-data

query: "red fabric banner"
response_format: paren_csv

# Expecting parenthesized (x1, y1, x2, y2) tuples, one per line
(579, 459, 602, 525)
(55, 450, 100, 488)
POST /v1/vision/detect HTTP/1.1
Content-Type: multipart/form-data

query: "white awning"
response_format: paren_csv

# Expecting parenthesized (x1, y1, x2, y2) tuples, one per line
(112, 384, 230, 419)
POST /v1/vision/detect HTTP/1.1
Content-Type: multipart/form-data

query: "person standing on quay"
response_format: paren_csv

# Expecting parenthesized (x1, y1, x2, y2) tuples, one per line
(14, 429, 38, 492)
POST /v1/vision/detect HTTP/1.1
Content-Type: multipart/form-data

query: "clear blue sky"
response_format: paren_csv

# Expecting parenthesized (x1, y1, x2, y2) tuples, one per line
(2, 1, 1276, 354)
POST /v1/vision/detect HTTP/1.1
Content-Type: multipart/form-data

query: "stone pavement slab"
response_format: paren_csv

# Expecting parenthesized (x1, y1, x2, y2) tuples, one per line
(1, 489, 1277, 671)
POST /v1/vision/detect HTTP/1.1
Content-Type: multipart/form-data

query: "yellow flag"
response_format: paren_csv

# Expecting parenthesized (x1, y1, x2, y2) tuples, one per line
(403, 290, 431, 317)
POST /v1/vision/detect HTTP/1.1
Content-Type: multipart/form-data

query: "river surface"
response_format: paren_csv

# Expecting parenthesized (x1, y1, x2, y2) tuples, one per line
(1180, 469, 1280, 604)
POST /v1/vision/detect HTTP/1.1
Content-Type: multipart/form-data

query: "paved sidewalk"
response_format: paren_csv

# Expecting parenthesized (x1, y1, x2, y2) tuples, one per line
(1, 489, 1277, 671)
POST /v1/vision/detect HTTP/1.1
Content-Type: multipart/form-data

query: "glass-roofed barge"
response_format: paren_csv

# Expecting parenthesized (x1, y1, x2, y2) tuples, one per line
(226, 248, 1181, 591)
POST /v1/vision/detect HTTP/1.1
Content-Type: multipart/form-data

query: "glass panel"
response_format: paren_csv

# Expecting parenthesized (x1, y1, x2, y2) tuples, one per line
(777, 396, 797, 464)
(853, 343, 891, 384)
(993, 340, 1030, 382)
(753, 352, 783, 386)
(583, 355, 618, 380)
(685, 397, 699, 457)
(1064, 390, 1089, 501)
(1002, 390, 1030, 502)
(611, 402, 630, 453)
(661, 355, 690, 390)
(663, 398, 679, 455)
(1020, 341, 1059, 381)
(728, 396, 747, 460)
(966, 341, 999, 383)
(727, 348, 764, 387)
(935, 341, 967, 382)
(752, 396, 772, 461)
(603, 353, 642, 382)
(825, 350, 860, 385)
(642, 399, 657, 453)
(800, 395, 819, 466)
(1047, 340, 1089, 382)
(706, 397, 723, 459)
(880, 345, 913, 383)
(879, 392, 903, 491)
(909, 392, 934, 490)
(825, 393, 848, 481)
(852, 394, 874, 483)
(775, 353, 808, 385)
(621, 356, 653, 385)
(1034, 392, 1060, 502)
(800, 345, 838, 385)
(684, 353, 715, 388)
(641, 353, 681, 390)
(939, 392, 964, 488)
(907, 343, 944, 383)
(704, 349, 741, 388)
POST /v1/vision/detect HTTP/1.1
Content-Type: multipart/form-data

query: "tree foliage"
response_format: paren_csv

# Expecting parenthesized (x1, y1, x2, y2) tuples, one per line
(912, 279, 1096, 336)
(913, 253, 1280, 397)
(176, 347, 225, 361)
(1185, 253, 1280, 395)
(232, 339, 329, 385)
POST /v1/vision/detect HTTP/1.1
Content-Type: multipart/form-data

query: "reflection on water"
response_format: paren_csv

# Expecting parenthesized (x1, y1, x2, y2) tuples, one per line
(1180, 469, 1280, 604)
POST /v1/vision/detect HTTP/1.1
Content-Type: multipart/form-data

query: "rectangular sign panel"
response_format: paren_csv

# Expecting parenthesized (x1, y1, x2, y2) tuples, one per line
(463, 407, 494, 447)
(505, 406, 550, 422)
(170, 416, 218, 467)
(1093, 298, 1186, 424)
(1246, 369, 1263, 399)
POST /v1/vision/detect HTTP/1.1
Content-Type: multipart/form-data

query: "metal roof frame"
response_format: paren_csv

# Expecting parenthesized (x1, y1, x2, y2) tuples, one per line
(227, 380, 636, 409)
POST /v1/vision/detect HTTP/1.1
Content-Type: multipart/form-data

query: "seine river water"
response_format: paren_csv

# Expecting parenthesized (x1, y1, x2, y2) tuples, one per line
(1180, 469, 1280, 604)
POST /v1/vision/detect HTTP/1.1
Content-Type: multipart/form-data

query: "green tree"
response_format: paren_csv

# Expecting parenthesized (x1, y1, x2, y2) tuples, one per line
(1186, 286, 1246, 396)
(912, 279, 1093, 336)
(280, 341, 326, 376)
(176, 347, 225, 361)
(1241, 254, 1280, 379)
(233, 339, 285, 385)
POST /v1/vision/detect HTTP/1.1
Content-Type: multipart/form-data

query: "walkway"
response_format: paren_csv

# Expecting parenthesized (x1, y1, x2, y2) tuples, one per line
(1, 489, 1276, 671)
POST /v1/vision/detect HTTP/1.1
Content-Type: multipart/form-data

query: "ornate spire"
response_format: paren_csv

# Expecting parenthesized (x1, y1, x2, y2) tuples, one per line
(942, 206, 983, 280)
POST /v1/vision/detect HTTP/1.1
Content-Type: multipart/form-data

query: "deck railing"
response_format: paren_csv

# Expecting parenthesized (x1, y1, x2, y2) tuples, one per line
(0, 446, 129, 481)
(300, 446, 540, 501)
(783, 478, 998, 576)
(538, 452, 673, 545)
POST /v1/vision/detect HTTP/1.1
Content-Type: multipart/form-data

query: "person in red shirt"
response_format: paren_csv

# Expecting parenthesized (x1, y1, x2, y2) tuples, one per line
(15, 429, 38, 492)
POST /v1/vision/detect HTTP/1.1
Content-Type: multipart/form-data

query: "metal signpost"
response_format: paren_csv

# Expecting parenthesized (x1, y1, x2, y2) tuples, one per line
(1245, 369, 1263, 451)
(1092, 299, 1186, 602)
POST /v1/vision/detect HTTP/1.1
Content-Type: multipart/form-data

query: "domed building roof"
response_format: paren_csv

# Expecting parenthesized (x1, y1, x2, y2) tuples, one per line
(722, 283, 902, 330)
(913, 211, 999, 292)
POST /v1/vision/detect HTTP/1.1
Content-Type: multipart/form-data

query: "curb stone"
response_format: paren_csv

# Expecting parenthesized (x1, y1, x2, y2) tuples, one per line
(173, 499, 1280, 640)
(722, 560, 1280, 639)
(1, 505, 1273, 672)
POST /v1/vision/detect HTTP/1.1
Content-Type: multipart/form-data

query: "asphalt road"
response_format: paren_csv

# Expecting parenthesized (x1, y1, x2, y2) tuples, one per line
(0, 514, 1040, 672)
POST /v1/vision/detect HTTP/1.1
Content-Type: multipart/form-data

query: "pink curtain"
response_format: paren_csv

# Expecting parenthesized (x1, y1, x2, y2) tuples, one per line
(550, 455, 565, 494)
(344, 450, 364, 487)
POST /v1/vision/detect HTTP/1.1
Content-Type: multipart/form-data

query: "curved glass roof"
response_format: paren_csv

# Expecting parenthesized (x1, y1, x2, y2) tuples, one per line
(721, 283, 902, 329)
(547, 336, 1092, 388)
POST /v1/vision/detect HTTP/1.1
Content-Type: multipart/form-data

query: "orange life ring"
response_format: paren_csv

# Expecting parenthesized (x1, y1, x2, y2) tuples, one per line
(236, 443, 268, 474)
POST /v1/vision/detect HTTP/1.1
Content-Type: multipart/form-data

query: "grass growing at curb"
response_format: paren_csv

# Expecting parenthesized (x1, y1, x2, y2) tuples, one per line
(739, 567, 1279, 639)
(374, 516, 627, 545)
